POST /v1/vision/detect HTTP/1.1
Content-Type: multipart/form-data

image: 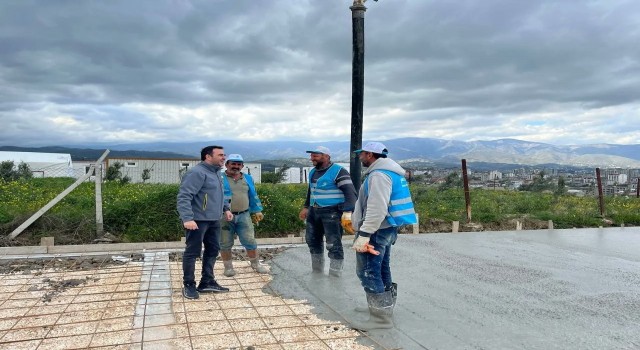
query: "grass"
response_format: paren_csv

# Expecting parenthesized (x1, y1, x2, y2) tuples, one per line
(1, 178, 639, 245)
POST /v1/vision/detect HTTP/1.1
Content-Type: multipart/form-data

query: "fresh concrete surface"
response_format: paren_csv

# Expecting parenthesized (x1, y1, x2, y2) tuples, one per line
(268, 227, 640, 350)
(1, 227, 638, 349)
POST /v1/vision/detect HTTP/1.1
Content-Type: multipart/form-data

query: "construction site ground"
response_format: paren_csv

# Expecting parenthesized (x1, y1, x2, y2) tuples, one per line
(0, 227, 639, 349)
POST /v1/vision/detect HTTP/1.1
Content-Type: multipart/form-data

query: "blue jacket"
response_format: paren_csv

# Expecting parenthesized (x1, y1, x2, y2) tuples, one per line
(222, 173, 263, 213)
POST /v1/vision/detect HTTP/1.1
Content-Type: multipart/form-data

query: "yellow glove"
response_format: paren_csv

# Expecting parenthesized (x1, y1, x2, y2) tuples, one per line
(341, 212, 355, 234)
(251, 212, 264, 224)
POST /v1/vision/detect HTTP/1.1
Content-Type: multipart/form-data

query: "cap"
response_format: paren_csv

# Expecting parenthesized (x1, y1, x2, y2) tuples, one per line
(226, 154, 244, 163)
(354, 142, 388, 155)
(306, 146, 331, 156)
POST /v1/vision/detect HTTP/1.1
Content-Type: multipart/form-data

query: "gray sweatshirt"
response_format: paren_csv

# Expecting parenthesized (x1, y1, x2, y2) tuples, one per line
(352, 157, 407, 234)
(177, 162, 230, 222)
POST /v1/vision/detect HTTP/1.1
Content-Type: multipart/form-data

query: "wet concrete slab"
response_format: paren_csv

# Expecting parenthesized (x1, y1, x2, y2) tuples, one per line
(268, 227, 640, 350)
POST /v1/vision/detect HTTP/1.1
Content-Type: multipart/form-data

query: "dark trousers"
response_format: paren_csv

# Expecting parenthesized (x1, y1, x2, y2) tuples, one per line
(182, 220, 221, 285)
(305, 206, 344, 260)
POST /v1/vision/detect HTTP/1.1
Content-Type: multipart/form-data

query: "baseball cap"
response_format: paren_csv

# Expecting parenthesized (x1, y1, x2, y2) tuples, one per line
(354, 142, 388, 156)
(306, 146, 331, 156)
(226, 154, 244, 163)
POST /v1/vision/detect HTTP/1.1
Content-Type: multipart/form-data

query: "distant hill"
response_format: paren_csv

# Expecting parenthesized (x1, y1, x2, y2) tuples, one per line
(4, 137, 640, 168)
(0, 146, 193, 161)
(101, 138, 640, 168)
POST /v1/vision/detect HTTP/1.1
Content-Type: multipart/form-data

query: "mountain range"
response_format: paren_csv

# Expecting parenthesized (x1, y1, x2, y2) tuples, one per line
(3, 138, 640, 169)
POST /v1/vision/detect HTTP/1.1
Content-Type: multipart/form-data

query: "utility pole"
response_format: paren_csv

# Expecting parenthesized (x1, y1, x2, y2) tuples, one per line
(349, 0, 367, 191)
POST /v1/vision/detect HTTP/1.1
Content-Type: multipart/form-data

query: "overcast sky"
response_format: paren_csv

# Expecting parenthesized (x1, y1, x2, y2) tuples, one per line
(1, 0, 639, 147)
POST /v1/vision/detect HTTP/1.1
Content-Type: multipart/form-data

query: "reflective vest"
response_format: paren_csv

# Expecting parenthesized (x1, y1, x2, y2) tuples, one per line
(309, 164, 346, 207)
(364, 169, 417, 226)
(222, 173, 263, 213)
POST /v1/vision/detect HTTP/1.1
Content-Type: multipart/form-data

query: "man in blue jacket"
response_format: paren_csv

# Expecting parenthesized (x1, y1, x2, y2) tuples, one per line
(177, 145, 234, 300)
(219, 154, 268, 276)
(299, 146, 357, 277)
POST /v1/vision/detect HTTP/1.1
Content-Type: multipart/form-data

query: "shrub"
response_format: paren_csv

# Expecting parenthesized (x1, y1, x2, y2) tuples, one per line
(2, 178, 640, 246)
(254, 183, 306, 237)
(0, 161, 32, 182)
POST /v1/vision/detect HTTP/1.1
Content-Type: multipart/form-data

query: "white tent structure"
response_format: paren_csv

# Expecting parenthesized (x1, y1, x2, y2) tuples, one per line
(0, 151, 74, 178)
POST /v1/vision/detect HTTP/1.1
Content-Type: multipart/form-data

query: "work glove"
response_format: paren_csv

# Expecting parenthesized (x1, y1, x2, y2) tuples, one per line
(353, 235, 369, 252)
(353, 233, 380, 255)
(251, 212, 264, 224)
(341, 212, 355, 234)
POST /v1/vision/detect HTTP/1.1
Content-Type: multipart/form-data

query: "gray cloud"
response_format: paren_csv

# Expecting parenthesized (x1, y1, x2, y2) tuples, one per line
(0, 0, 639, 147)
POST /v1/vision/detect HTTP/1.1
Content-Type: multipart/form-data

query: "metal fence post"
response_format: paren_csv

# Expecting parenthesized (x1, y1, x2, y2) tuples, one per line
(94, 150, 110, 237)
(462, 159, 472, 222)
(595, 168, 605, 217)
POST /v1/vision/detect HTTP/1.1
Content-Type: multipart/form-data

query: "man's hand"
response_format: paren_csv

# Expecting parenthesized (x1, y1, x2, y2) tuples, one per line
(299, 207, 308, 220)
(341, 212, 355, 234)
(183, 220, 198, 230)
(251, 212, 264, 224)
(224, 211, 234, 221)
(352, 234, 370, 252)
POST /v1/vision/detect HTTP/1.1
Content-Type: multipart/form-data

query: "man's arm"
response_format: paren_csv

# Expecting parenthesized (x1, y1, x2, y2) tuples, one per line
(335, 168, 357, 212)
(299, 186, 311, 220)
(358, 172, 392, 235)
(245, 174, 264, 212)
(303, 186, 311, 208)
(176, 170, 205, 223)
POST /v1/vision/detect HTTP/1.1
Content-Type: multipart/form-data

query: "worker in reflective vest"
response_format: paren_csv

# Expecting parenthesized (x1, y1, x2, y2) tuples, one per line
(299, 146, 357, 277)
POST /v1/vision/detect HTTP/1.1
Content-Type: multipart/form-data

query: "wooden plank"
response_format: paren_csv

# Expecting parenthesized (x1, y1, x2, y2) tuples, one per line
(95, 161, 104, 236)
(94, 149, 110, 236)
(8, 150, 111, 240)
(8, 165, 95, 239)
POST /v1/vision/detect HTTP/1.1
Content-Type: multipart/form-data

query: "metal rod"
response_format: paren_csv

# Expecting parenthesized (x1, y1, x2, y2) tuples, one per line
(595, 168, 605, 217)
(349, 3, 366, 191)
(461, 159, 471, 222)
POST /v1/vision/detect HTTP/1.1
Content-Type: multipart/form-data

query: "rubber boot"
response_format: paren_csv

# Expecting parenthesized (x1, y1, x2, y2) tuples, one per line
(311, 254, 324, 273)
(390, 282, 398, 306)
(350, 290, 395, 331)
(329, 259, 344, 277)
(355, 282, 397, 312)
(220, 251, 236, 277)
(247, 249, 268, 274)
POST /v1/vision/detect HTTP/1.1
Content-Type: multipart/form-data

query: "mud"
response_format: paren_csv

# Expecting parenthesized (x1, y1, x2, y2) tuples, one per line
(0, 254, 145, 275)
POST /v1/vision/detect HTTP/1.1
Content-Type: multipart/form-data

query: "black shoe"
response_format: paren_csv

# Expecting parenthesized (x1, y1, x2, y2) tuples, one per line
(182, 283, 199, 299)
(197, 280, 230, 293)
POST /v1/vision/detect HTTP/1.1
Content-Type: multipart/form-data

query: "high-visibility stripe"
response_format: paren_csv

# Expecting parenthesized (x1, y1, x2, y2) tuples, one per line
(363, 169, 417, 226)
(390, 197, 413, 206)
(309, 164, 346, 207)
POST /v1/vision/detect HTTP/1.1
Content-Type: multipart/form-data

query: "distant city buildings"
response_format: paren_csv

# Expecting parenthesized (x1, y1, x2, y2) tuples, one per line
(402, 166, 639, 196)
